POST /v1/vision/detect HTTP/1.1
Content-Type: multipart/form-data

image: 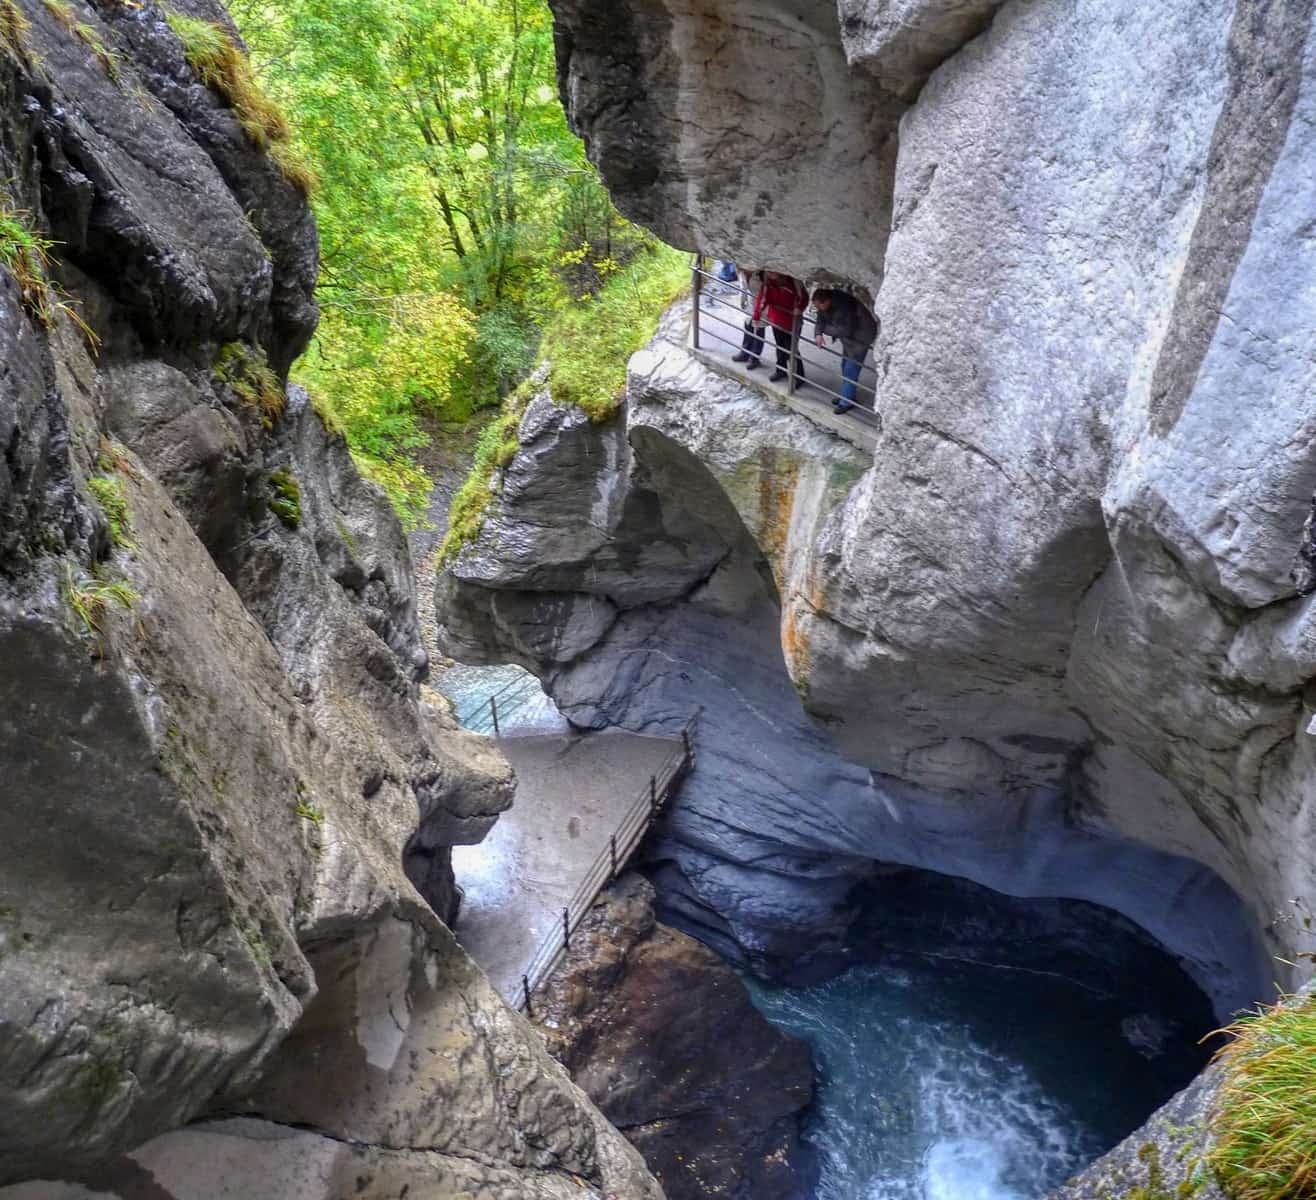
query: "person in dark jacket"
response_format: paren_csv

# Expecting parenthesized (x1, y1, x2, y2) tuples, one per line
(812, 289, 878, 412)
(752, 271, 808, 384)
(732, 266, 767, 367)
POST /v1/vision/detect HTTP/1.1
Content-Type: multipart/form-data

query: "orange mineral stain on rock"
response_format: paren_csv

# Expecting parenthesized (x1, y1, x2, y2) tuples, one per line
(756, 447, 800, 590)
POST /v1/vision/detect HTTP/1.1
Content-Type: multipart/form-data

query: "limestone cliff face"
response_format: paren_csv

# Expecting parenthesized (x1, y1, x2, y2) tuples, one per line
(0, 3, 659, 1195)
(442, 0, 1316, 1023)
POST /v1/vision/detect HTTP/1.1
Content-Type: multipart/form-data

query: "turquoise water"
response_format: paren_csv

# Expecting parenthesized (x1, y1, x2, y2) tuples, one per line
(747, 959, 1207, 1200)
(434, 661, 567, 735)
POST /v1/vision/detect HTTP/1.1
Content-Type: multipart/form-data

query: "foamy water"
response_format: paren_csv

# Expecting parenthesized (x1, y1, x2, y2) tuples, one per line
(747, 961, 1204, 1200)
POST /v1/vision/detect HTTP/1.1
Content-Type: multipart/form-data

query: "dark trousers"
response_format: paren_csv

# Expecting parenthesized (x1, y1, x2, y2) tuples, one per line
(741, 319, 764, 364)
(771, 322, 803, 378)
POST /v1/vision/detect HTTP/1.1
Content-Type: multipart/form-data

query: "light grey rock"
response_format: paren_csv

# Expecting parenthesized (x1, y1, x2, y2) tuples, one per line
(548, 0, 905, 284)
(438, 332, 1272, 1017)
(0, 3, 662, 1194)
(1047, 1069, 1228, 1200)
(837, 0, 1006, 96)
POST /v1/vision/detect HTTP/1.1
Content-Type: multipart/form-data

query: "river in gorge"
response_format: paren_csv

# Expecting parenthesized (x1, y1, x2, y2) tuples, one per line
(746, 945, 1212, 1200)
(437, 659, 1214, 1200)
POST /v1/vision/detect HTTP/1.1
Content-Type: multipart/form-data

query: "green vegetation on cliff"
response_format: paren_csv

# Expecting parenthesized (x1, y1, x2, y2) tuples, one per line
(228, 0, 682, 525)
(1209, 992, 1316, 1200)
(0, 0, 30, 60)
(1, 201, 94, 340)
(438, 242, 688, 561)
(164, 9, 315, 193)
(543, 242, 689, 422)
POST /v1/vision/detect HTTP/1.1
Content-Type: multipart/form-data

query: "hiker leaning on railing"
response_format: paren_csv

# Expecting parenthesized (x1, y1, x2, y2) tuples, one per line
(812, 287, 879, 415)
(689, 257, 880, 421)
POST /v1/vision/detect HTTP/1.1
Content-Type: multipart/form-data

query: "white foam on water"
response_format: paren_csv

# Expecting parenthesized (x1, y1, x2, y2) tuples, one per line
(747, 966, 1098, 1200)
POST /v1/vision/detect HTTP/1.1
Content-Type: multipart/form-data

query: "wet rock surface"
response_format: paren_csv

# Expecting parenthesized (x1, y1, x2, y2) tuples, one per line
(442, 0, 1316, 1028)
(0, 2, 660, 1194)
(535, 874, 817, 1200)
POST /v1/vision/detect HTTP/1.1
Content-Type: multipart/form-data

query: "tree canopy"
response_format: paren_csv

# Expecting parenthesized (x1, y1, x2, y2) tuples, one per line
(229, 0, 679, 522)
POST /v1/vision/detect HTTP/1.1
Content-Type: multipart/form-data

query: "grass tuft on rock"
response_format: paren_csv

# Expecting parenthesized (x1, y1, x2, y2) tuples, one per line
(1209, 991, 1316, 1200)
(0, 204, 56, 319)
(163, 9, 318, 194)
(63, 562, 138, 637)
(0, 201, 99, 344)
(214, 341, 285, 428)
(87, 474, 134, 549)
(0, 0, 31, 60)
(41, 0, 120, 80)
(267, 467, 301, 529)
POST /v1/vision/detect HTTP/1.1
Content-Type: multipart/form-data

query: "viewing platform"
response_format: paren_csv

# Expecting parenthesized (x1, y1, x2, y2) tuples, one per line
(451, 711, 695, 1009)
(689, 262, 881, 455)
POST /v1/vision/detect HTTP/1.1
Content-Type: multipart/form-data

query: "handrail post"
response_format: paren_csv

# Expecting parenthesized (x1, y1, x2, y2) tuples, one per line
(649, 774, 658, 817)
(691, 255, 702, 350)
(681, 726, 691, 760)
(609, 834, 618, 883)
(523, 974, 533, 1017)
(490, 694, 499, 737)
(789, 311, 802, 395)
(562, 906, 571, 950)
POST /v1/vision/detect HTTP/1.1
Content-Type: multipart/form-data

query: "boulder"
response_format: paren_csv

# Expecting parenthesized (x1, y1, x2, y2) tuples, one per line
(535, 874, 816, 1200)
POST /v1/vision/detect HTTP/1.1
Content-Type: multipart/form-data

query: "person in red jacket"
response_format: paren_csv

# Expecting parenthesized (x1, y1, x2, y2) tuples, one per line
(751, 271, 808, 385)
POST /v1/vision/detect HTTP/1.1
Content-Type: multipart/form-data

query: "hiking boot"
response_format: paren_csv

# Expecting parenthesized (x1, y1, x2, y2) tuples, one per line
(745, 361, 761, 371)
(833, 399, 855, 413)
(769, 370, 787, 382)
(732, 352, 750, 363)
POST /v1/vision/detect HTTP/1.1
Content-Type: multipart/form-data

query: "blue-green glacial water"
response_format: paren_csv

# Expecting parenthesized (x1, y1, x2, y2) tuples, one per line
(747, 955, 1210, 1200)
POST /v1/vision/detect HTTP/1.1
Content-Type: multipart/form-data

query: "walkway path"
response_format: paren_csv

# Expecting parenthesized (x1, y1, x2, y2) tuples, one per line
(451, 730, 681, 1004)
(692, 278, 881, 454)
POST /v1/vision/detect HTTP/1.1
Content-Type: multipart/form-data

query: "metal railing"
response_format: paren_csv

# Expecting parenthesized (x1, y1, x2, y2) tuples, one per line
(690, 259, 880, 424)
(517, 710, 699, 1015)
(456, 672, 544, 736)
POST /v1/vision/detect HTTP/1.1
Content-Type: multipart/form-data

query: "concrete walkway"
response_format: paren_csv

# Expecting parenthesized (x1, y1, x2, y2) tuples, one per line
(451, 730, 681, 1004)
(693, 283, 881, 454)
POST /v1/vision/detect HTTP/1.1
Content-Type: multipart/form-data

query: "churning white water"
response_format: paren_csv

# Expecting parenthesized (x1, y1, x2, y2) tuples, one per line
(747, 960, 1205, 1200)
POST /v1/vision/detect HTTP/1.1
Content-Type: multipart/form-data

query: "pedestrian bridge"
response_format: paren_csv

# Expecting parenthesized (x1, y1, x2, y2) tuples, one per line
(451, 703, 695, 1010)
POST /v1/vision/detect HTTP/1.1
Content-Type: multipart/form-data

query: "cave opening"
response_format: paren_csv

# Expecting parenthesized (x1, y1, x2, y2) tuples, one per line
(735, 863, 1218, 1200)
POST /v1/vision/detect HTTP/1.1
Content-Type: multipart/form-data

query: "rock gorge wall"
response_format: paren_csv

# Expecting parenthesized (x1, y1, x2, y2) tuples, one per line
(536, 874, 817, 1200)
(442, 0, 1316, 1021)
(0, 2, 660, 1195)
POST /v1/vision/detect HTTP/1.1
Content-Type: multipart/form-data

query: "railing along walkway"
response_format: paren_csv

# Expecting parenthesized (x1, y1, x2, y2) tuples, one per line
(449, 713, 697, 1011)
(457, 670, 545, 736)
(689, 260, 880, 454)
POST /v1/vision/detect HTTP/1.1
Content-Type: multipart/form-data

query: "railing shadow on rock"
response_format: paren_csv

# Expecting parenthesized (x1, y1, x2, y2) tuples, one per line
(511, 709, 699, 1016)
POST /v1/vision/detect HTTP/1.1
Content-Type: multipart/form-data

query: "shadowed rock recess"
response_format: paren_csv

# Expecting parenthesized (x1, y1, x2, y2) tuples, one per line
(439, 0, 1316, 1188)
(0, 1, 660, 1195)
(535, 874, 817, 1200)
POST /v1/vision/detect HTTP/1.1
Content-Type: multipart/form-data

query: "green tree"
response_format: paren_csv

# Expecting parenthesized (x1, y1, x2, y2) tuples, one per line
(229, 0, 674, 522)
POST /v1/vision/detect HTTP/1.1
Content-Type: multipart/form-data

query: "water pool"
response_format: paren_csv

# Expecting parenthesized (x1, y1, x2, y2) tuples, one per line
(746, 954, 1209, 1200)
